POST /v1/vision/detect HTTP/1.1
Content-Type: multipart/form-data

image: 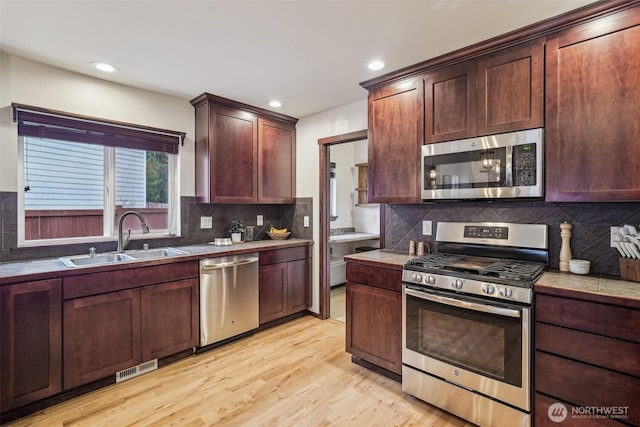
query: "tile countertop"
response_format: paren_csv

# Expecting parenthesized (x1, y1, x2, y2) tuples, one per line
(0, 238, 313, 284)
(536, 270, 640, 308)
(329, 232, 380, 243)
(344, 249, 415, 270)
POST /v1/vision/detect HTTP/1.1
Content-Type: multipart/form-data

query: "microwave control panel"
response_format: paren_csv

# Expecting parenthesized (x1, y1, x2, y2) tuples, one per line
(513, 144, 537, 186)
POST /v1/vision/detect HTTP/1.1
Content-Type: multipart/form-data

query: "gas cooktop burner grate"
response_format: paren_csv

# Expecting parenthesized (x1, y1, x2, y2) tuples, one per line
(406, 253, 545, 285)
(481, 260, 545, 282)
(406, 253, 464, 269)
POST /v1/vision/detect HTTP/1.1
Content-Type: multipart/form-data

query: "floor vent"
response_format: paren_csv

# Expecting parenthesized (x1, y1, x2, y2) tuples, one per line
(116, 359, 158, 383)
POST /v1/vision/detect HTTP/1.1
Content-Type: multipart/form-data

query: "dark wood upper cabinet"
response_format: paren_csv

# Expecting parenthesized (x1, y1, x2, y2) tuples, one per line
(476, 39, 544, 135)
(425, 60, 477, 143)
(1, 279, 62, 412)
(545, 6, 640, 201)
(368, 77, 424, 203)
(258, 118, 296, 204)
(425, 39, 543, 144)
(191, 93, 298, 204)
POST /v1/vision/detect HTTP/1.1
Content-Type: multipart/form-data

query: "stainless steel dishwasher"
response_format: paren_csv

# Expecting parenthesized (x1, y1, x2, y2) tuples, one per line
(199, 253, 259, 348)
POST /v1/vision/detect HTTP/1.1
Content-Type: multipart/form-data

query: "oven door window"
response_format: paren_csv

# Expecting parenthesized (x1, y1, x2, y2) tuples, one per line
(424, 147, 507, 190)
(405, 291, 522, 387)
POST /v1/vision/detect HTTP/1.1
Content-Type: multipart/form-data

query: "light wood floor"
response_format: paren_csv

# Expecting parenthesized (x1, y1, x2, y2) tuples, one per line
(330, 285, 346, 322)
(7, 316, 474, 426)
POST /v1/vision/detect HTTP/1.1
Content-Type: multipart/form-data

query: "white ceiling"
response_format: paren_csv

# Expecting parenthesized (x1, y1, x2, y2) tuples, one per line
(0, 0, 597, 119)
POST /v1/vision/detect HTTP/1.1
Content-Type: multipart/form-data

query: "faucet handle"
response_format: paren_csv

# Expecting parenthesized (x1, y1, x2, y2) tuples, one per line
(89, 247, 97, 257)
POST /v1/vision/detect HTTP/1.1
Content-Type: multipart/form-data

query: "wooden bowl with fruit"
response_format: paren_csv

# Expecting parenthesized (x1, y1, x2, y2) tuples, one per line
(267, 227, 291, 240)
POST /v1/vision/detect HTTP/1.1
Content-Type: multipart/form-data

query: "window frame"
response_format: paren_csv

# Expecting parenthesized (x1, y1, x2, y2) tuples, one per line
(14, 104, 183, 248)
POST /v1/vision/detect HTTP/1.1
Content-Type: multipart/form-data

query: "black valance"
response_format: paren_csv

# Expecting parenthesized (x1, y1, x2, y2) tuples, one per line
(12, 103, 185, 154)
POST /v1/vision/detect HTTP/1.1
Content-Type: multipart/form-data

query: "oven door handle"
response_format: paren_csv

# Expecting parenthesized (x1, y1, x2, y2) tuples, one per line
(405, 288, 521, 318)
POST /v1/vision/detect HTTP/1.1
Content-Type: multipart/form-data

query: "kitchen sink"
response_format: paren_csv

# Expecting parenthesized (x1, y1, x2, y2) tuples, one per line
(126, 247, 189, 260)
(60, 253, 136, 268)
(60, 247, 189, 268)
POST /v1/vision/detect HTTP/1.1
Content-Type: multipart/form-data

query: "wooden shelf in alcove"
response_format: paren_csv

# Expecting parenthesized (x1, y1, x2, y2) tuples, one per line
(355, 163, 368, 205)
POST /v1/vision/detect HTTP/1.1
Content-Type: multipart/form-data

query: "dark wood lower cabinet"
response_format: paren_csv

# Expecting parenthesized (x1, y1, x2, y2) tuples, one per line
(345, 261, 402, 376)
(1, 279, 62, 412)
(63, 288, 142, 390)
(534, 288, 640, 426)
(259, 246, 311, 325)
(141, 278, 199, 361)
(62, 261, 199, 391)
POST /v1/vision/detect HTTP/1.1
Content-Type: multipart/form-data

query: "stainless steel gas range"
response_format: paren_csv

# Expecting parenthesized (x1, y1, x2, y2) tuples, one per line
(402, 222, 548, 427)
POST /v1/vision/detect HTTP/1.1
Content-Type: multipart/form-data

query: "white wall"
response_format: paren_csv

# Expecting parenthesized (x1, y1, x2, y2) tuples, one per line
(0, 52, 195, 195)
(295, 100, 368, 313)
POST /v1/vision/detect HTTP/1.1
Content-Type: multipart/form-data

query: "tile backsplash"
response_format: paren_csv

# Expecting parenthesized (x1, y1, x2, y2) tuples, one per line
(0, 192, 312, 263)
(384, 200, 640, 275)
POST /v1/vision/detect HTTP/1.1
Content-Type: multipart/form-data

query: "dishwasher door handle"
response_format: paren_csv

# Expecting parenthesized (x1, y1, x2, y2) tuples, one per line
(200, 257, 258, 271)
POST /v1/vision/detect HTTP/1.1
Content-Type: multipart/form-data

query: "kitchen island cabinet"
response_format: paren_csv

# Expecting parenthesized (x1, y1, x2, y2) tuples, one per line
(345, 259, 403, 378)
(191, 93, 297, 204)
(62, 261, 199, 389)
(259, 246, 311, 324)
(545, 5, 640, 202)
(367, 77, 423, 203)
(534, 279, 640, 426)
(1, 279, 62, 412)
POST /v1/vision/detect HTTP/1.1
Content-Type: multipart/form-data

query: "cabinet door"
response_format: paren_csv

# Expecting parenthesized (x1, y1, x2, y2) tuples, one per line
(210, 106, 258, 203)
(258, 118, 296, 203)
(546, 7, 640, 201)
(1, 279, 62, 411)
(63, 289, 141, 389)
(259, 263, 287, 324)
(368, 77, 423, 203)
(287, 258, 310, 314)
(141, 279, 198, 361)
(346, 282, 402, 375)
(476, 39, 544, 135)
(425, 60, 477, 143)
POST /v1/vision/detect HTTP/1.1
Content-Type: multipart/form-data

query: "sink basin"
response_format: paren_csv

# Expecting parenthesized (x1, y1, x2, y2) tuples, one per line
(60, 247, 189, 268)
(126, 247, 189, 260)
(60, 253, 135, 268)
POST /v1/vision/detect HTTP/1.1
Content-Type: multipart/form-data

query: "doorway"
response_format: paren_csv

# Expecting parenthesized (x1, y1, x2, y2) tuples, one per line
(318, 129, 382, 320)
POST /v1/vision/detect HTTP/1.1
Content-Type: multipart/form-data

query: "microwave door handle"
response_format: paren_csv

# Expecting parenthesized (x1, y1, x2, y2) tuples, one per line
(404, 288, 521, 318)
(505, 145, 513, 186)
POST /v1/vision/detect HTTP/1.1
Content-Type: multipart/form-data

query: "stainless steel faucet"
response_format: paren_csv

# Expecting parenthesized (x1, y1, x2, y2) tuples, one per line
(117, 211, 150, 252)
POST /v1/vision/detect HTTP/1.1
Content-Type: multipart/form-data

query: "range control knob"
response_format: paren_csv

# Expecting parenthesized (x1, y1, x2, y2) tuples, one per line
(499, 287, 513, 298)
(451, 279, 464, 289)
(481, 284, 495, 295)
(426, 275, 436, 285)
(411, 273, 423, 283)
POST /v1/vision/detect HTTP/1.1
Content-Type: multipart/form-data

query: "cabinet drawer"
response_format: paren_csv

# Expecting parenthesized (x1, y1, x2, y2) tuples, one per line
(535, 351, 640, 426)
(63, 261, 199, 299)
(346, 262, 401, 292)
(536, 294, 640, 343)
(536, 322, 640, 377)
(259, 246, 309, 265)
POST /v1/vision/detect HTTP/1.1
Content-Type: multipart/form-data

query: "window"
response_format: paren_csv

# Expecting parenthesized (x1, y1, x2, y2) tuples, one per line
(14, 104, 183, 246)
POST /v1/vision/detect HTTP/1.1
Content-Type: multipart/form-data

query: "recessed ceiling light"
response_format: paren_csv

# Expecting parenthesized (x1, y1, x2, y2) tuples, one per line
(368, 60, 385, 71)
(91, 61, 118, 73)
(269, 100, 282, 108)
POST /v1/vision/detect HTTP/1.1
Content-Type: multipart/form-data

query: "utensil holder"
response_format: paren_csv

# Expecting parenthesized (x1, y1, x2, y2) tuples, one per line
(619, 258, 640, 282)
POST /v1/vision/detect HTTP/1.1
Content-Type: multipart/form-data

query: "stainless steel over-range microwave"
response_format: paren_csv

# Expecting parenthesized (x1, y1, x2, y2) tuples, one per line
(422, 128, 543, 200)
